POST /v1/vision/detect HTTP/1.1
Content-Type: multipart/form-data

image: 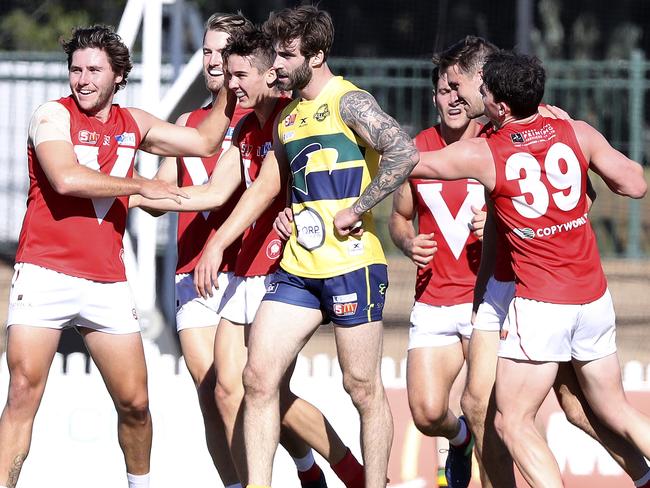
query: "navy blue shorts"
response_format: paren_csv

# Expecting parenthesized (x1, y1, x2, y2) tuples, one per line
(262, 264, 389, 326)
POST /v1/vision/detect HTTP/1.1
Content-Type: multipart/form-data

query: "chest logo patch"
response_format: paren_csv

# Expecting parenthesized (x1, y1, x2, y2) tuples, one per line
(313, 103, 330, 122)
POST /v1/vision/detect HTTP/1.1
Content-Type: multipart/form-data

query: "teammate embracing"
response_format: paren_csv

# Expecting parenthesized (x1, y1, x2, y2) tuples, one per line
(414, 50, 650, 488)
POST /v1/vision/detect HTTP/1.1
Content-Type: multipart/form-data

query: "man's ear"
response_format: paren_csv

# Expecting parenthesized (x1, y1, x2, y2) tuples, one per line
(309, 50, 325, 68)
(266, 67, 277, 85)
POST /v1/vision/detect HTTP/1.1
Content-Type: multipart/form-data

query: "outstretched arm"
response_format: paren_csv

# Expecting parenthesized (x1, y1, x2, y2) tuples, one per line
(413, 138, 494, 184)
(334, 90, 419, 235)
(130, 112, 190, 212)
(32, 102, 187, 202)
(572, 120, 647, 199)
(388, 181, 437, 268)
(132, 145, 243, 212)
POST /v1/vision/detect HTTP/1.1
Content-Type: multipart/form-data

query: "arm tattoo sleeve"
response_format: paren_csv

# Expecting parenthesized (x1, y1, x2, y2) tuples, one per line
(7, 453, 26, 488)
(340, 90, 419, 215)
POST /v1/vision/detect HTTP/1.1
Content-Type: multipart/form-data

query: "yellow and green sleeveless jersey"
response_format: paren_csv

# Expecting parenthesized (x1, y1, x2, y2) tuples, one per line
(278, 76, 387, 279)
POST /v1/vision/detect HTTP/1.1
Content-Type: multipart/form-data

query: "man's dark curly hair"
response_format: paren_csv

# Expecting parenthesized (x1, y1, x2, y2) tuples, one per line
(263, 5, 334, 60)
(62, 25, 132, 92)
(482, 51, 545, 118)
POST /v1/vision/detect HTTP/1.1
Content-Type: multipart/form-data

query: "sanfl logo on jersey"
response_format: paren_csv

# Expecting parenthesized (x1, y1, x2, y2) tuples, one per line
(284, 114, 296, 127)
(78, 130, 99, 144)
(115, 132, 136, 146)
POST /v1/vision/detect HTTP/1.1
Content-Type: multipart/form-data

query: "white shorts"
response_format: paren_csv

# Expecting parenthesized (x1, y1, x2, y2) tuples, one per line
(498, 289, 617, 362)
(218, 274, 273, 325)
(175, 272, 233, 332)
(408, 301, 473, 349)
(7, 263, 140, 334)
(473, 277, 515, 332)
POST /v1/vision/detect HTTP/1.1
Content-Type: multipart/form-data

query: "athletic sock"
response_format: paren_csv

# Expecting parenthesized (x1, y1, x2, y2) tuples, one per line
(331, 448, 365, 488)
(127, 472, 150, 488)
(634, 468, 650, 487)
(297, 462, 324, 484)
(293, 450, 316, 472)
(449, 417, 471, 448)
(225, 484, 243, 488)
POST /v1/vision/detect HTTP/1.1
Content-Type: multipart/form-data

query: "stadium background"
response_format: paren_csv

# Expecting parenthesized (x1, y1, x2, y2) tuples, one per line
(0, 1, 649, 487)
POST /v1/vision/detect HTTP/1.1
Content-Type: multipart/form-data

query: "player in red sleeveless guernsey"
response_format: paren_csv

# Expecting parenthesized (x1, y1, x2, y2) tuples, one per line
(438, 37, 650, 488)
(134, 27, 364, 488)
(130, 14, 253, 488)
(414, 51, 649, 488)
(389, 66, 483, 488)
(1, 25, 236, 488)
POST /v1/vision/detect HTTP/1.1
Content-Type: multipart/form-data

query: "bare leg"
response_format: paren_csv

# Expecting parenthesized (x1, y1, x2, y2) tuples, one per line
(214, 318, 249, 482)
(335, 321, 392, 488)
(217, 316, 354, 484)
(0, 325, 61, 488)
(461, 329, 515, 488)
(82, 329, 152, 475)
(554, 362, 649, 480)
(280, 361, 350, 465)
(573, 353, 650, 458)
(243, 301, 323, 486)
(407, 342, 464, 438)
(494, 357, 562, 488)
(179, 325, 240, 485)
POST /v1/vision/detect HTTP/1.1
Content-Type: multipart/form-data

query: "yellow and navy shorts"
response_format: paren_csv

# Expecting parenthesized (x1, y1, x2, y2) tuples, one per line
(262, 264, 388, 326)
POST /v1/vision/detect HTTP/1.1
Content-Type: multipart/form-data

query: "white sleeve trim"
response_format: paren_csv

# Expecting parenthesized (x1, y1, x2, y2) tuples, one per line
(28, 101, 72, 147)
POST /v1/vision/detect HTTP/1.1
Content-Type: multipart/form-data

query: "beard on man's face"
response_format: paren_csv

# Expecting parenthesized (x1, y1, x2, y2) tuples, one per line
(276, 59, 312, 91)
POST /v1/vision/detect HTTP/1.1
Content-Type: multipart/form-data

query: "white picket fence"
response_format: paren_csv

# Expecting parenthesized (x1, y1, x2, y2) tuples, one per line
(0, 343, 649, 488)
(0, 342, 390, 488)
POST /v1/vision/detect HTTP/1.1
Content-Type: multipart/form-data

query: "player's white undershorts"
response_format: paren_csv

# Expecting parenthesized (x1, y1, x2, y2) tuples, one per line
(498, 289, 616, 362)
(175, 271, 233, 332)
(7, 262, 140, 334)
(408, 301, 473, 349)
(473, 277, 515, 332)
(218, 274, 273, 325)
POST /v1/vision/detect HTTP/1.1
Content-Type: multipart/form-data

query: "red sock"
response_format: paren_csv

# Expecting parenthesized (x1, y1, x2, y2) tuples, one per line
(297, 463, 323, 484)
(331, 449, 365, 488)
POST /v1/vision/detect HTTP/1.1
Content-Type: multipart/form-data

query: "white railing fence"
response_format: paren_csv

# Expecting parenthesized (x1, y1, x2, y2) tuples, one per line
(1, 345, 649, 487)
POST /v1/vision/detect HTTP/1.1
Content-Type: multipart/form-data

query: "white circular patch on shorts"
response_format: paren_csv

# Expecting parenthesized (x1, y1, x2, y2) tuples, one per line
(294, 207, 325, 250)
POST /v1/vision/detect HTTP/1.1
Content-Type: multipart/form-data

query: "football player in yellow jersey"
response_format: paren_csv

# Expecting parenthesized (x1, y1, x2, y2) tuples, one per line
(192, 5, 418, 488)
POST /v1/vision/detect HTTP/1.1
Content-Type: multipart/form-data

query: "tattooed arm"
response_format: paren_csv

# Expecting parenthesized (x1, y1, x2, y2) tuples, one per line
(334, 90, 419, 236)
